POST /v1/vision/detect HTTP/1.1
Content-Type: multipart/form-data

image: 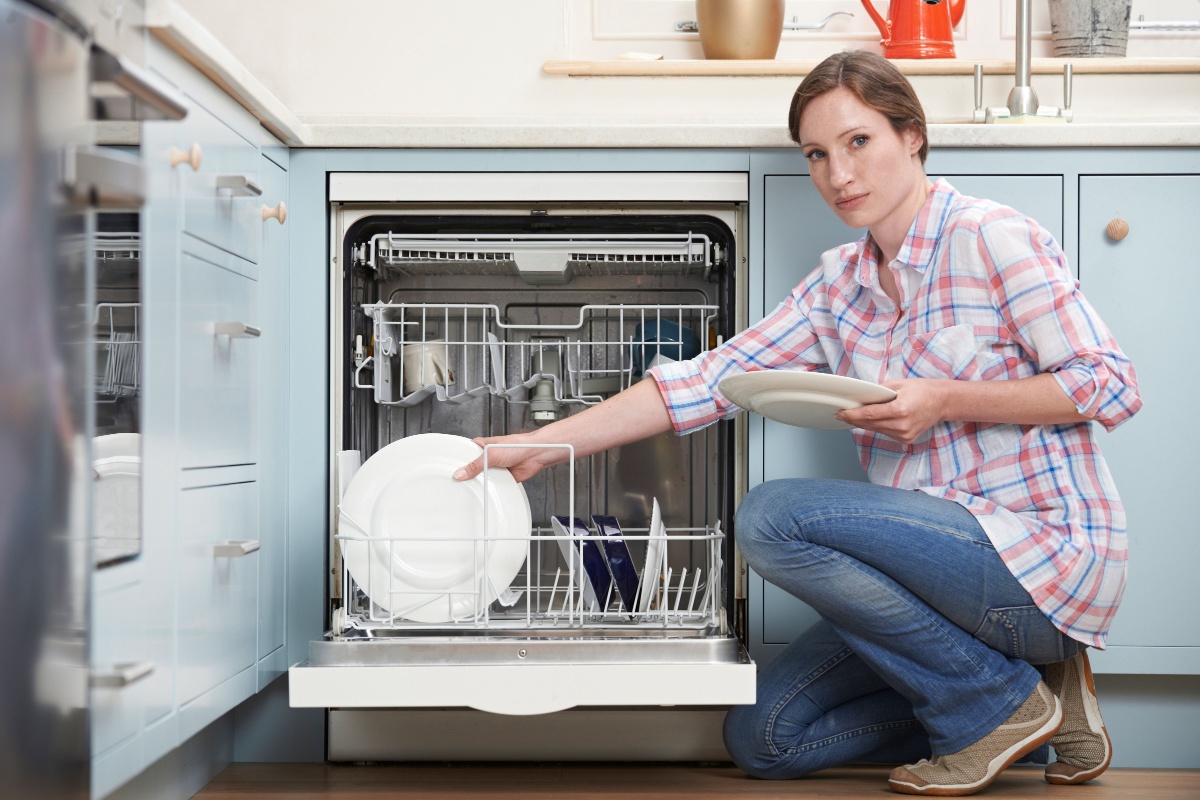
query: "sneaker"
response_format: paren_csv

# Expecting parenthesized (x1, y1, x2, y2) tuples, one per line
(888, 681, 1063, 796)
(1044, 651, 1112, 784)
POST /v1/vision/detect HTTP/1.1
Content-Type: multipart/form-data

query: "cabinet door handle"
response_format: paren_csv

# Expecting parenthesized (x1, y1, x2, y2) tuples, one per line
(216, 175, 263, 197)
(1106, 218, 1129, 241)
(169, 143, 202, 171)
(214, 539, 260, 558)
(261, 200, 287, 225)
(90, 44, 188, 121)
(90, 661, 155, 688)
(214, 322, 262, 338)
(61, 146, 145, 207)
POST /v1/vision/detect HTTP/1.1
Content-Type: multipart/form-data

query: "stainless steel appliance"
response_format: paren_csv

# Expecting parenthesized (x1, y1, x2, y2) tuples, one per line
(2, 1, 184, 796)
(289, 173, 757, 760)
(1, 1, 93, 795)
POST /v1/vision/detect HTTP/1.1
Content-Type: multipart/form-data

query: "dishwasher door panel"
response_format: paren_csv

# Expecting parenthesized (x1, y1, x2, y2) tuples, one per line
(289, 644, 754, 715)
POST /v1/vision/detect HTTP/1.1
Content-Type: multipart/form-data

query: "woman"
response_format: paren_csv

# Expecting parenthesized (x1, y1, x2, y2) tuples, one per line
(455, 50, 1138, 796)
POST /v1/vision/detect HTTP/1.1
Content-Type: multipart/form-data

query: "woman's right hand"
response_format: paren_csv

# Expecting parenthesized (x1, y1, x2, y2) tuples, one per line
(452, 378, 675, 484)
(452, 433, 565, 484)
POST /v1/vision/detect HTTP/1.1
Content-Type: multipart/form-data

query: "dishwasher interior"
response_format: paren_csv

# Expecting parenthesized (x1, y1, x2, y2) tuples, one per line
(335, 208, 741, 636)
(290, 184, 754, 726)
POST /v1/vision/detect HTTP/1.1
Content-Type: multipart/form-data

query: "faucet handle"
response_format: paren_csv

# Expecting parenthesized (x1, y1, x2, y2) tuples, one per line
(1062, 63, 1074, 122)
(972, 64, 987, 123)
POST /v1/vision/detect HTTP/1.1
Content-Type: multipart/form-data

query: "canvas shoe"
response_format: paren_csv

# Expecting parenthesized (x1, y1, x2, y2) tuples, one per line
(1044, 651, 1112, 784)
(888, 681, 1063, 796)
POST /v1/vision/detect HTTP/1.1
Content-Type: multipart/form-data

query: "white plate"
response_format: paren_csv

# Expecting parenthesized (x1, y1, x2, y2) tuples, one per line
(339, 433, 531, 622)
(552, 516, 609, 612)
(638, 498, 667, 613)
(718, 370, 897, 430)
(93, 433, 141, 563)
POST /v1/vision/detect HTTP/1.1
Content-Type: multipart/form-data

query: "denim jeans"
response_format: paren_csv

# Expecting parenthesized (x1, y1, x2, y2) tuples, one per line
(723, 478, 1083, 780)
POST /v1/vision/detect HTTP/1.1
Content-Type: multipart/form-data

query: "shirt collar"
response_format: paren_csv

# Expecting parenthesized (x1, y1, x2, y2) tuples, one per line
(851, 178, 959, 288)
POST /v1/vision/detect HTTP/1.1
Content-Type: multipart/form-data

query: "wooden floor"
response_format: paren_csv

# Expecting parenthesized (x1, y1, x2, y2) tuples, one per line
(196, 764, 1200, 799)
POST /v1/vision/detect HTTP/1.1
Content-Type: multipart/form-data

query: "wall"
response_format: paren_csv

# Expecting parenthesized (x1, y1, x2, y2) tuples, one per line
(176, 0, 1200, 124)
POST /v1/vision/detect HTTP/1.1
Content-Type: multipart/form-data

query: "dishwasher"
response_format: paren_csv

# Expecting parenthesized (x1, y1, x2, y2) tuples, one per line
(289, 173, 757, 761)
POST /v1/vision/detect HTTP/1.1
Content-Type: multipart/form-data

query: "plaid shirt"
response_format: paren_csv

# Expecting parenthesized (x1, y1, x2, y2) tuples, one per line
(650, 180, 1141, 648)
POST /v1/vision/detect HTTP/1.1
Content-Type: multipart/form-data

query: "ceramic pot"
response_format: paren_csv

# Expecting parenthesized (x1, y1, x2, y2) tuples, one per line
(1048, 0, 1132, 57)
(696, 0, 785, 60)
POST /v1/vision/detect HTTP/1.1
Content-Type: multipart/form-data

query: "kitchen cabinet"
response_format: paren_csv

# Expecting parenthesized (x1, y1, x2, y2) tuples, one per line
(177, 243, 260, 469)
(1077, 174, 1200, 675)
(89, 38, 291, 800)
(174, 98, 263, 264)
(92, 129, 1199, 794)
(747, 149, 1199, 678)
(176, 480, 259, 733)
(256, 153, 290, 688)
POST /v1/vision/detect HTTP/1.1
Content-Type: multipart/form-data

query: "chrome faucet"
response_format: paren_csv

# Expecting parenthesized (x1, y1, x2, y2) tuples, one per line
(977, 0, 1073, 123)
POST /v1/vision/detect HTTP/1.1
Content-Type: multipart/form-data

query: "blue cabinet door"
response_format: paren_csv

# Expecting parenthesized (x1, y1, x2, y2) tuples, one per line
(1078, 175, 1200, 674)
(256, 155, 289, 687)
(751, 171, 1064, 663)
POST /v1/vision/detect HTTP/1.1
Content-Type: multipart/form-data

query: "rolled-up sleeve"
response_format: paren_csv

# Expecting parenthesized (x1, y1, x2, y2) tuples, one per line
(648, 266, 830, 435)
(978, 211, 1142, 431)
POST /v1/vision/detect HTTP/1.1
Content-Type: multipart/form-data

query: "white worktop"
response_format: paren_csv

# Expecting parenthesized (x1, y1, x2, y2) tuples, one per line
(290, 117, 1200, 149)
(143, 1, 1200, 149)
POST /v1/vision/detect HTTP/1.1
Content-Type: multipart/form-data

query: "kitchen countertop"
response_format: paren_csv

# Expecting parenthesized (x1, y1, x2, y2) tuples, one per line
(291, 117, 1200, 149)
(142, 1, 1200, 149)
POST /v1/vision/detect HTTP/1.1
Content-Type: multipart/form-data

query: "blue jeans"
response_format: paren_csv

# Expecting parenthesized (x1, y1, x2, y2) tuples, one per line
(724, 479, 1083, 779)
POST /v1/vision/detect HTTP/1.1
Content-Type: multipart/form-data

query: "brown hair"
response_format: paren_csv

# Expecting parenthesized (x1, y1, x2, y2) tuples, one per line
(788, 50, 929, 164)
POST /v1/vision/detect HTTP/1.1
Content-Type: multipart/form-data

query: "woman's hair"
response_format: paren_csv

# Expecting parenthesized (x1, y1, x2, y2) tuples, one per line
(787, 50, 929, 164)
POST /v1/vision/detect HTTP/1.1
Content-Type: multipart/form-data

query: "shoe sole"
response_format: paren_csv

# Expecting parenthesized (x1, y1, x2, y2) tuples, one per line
(889, 693, 1064, 797)
(1045, 652, 1112, 785)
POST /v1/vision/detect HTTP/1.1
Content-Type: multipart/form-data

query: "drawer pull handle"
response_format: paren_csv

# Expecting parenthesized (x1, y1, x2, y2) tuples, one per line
(261, 200, 287, 225)
(214, 539, 260, 558)
(91, 661, 155, 688)
(1106, 218, 1129, 241)
(169, 143, 202, 171)
(214, 322, 262, 338)
(90, 44, 188, 121)
(61, 146, 145, 208)
(216, 175, 263, 197)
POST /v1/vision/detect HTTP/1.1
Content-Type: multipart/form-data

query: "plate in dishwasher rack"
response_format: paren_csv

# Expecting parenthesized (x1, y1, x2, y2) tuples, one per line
(718, 370, 896, 430)
(551, 516, 611, 613)
(338, 433, 531, 622)
(638, 498, 667, 613)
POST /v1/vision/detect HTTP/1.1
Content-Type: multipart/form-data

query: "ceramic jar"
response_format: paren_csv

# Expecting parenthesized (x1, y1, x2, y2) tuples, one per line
(696, 0, 785, 60)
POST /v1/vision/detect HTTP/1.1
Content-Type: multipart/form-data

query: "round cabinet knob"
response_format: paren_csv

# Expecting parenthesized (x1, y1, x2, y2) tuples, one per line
(1106, 218, 1129, 241)
(261, 201, 286, 225)
(168, 143, 202, 171)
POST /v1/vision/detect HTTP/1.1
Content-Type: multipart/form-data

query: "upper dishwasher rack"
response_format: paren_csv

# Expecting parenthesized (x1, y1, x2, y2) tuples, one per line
(356, 231, 720, 284)
(355, 303, 719, 409)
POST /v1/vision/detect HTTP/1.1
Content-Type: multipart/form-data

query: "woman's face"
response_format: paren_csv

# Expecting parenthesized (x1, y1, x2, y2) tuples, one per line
(797, 87, 926, 238)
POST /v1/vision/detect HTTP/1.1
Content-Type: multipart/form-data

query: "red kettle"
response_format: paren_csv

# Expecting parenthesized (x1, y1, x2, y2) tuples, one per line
(860, 0, 966, 59)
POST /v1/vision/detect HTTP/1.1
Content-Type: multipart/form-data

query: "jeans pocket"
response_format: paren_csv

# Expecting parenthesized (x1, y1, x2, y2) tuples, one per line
(974, 604, 1069, 664)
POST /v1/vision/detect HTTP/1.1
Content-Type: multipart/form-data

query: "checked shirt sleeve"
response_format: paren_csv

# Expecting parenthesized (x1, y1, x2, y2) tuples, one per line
(977, 211, 1142, 431)
(648, 265, 832, 435)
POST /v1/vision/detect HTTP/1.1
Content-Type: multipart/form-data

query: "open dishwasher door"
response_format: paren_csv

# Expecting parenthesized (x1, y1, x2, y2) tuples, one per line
(290, 173, 754, 720)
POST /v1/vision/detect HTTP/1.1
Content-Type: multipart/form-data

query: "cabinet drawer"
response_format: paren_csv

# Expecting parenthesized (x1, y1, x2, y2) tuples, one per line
(177, 481, 259, 707)
(179, 248, 259, 469)
(173, 99, 261, 263)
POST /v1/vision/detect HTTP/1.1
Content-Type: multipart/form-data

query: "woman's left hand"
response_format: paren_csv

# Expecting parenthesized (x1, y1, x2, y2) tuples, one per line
(835, 379, 946, 444)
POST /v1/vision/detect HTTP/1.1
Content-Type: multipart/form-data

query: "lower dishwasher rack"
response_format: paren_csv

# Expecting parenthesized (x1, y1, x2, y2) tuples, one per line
(290, 445, 755, 715)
